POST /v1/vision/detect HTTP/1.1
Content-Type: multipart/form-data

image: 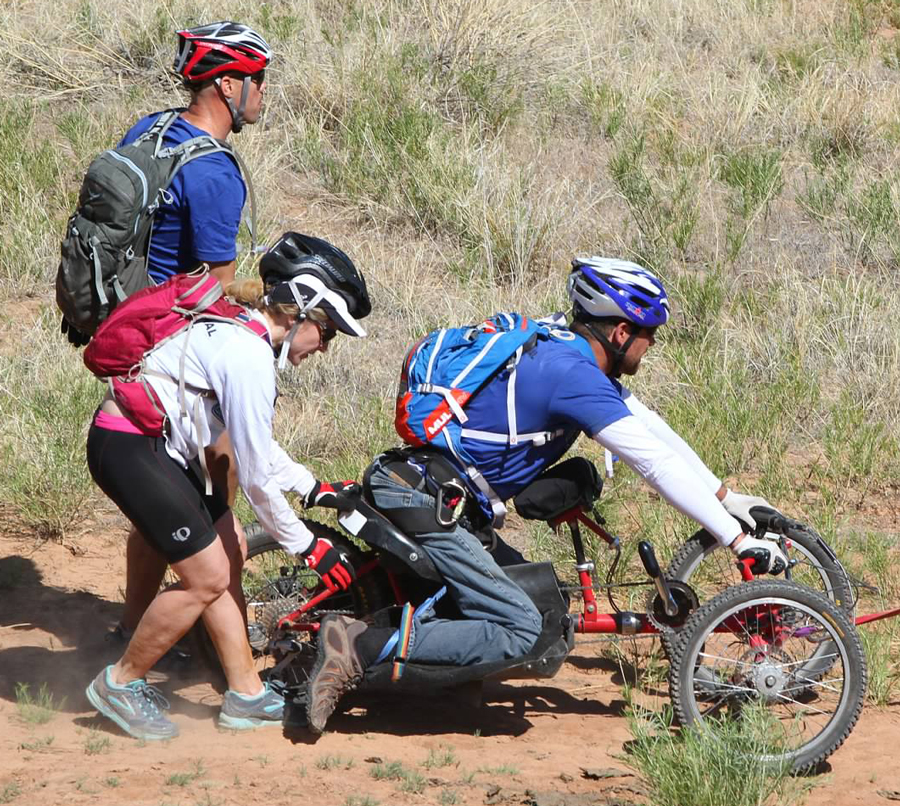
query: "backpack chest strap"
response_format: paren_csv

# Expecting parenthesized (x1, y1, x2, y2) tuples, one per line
(459, 427, 566, 447)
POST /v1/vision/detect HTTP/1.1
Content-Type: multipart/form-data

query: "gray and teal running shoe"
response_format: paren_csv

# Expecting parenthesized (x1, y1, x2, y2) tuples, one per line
(218, 682, 284, 730)
(86, 666, 179, 741)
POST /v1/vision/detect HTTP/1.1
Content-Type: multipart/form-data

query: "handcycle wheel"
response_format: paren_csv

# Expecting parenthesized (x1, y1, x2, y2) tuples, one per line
(661, 525, 853, 666)
(668, 579, 866, 773)
(193, 520, 391, 687)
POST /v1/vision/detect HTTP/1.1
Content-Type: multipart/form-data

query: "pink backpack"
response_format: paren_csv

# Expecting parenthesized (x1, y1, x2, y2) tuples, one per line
(84, 272, 270, 437)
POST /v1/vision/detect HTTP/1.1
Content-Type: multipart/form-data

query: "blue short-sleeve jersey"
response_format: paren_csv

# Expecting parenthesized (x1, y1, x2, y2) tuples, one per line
(457, 330, 631, 502)
(119, 113, 246, 283)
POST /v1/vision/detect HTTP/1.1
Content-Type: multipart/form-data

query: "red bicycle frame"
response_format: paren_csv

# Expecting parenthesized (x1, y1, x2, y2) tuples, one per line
(276, 501, 892, 639)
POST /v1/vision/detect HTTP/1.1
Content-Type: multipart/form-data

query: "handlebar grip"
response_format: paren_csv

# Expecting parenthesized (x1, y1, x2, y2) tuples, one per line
(638, 541, 661, 580)
(749, 506, 786, 534)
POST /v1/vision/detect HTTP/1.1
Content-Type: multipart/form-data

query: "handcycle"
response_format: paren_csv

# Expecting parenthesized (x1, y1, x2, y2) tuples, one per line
(233, 456, 869, 772)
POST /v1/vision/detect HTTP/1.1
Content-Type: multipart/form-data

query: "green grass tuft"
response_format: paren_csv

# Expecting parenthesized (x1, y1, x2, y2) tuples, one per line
(83, 730, 111, 755)
(625, 703, 815, 806)
(0, 783, 21, 804)
(14, 682, 63, 725)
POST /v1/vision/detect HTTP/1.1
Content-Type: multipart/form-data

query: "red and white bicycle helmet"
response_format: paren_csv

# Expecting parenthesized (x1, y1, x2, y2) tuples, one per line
(174, 21, 271, 83)
(173, 21, 272, 132)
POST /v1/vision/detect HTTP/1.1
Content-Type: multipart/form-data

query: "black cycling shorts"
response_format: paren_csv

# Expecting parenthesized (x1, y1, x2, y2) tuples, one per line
(86, 423, 229, 563)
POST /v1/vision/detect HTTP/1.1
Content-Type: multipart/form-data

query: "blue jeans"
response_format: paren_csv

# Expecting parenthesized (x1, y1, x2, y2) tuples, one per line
(367, 463, 542, 667)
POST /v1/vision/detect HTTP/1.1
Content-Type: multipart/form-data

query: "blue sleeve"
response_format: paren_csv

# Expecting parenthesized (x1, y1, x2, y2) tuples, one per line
(547, 354, 631, 436)
(180, 158, 246, 263)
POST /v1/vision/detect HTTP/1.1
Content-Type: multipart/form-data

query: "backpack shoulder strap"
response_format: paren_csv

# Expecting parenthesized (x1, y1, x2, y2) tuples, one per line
(226, 146, 258, 257)
(136, 109, 186, 157)
(160, 136, 258, 258)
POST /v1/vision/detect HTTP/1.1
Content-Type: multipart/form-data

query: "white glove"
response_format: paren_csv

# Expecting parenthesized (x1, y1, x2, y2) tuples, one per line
(730, 534, 788, 575)
(721, 489, 772, 530)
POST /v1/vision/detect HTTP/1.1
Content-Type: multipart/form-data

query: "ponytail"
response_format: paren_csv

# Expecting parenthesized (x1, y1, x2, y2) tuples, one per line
(223, 277, 329, 324)
(223, 277, 301, 319)
(224, 277, 265, 309)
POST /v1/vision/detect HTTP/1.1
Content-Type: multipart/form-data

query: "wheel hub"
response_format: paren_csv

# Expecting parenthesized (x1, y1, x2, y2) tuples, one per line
(750, 658, 789, 702)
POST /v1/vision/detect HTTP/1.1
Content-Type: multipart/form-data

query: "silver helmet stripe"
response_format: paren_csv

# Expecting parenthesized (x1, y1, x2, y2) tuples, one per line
(173, 42, 190, 73)
(576, 257, 664, 294)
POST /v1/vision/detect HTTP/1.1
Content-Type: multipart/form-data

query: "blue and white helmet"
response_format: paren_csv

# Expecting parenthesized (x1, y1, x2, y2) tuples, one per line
(568, 257, 670, 328)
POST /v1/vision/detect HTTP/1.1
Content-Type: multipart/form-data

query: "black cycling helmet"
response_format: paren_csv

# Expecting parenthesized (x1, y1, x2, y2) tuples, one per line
(260, 232, 371, 337)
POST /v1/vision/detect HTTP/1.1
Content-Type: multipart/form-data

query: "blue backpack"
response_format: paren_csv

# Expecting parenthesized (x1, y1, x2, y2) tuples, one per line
(395, 313, 564, 524)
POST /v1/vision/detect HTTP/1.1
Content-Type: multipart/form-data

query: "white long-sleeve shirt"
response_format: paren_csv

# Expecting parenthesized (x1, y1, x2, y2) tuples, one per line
(143, 314, 317, 555)
(593, 389, 742, 546)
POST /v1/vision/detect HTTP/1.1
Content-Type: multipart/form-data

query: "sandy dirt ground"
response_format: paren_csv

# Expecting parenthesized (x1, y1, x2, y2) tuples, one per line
(1, 517, 899, 806)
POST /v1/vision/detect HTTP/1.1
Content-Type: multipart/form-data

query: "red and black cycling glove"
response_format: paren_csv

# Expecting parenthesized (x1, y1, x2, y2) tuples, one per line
(304, 480, 359, 510)
(302, 537, 355, 592)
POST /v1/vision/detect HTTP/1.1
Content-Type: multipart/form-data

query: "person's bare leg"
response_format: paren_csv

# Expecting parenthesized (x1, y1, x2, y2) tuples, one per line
(200, 514, 260, 694)
(120, 527, 168, 632)
(112, 512, 262, 695)
(205, 431, 250, 629)
(112, 536, 231, 684)
(118, 431, 235, 631)
(207, 431, 238, 506)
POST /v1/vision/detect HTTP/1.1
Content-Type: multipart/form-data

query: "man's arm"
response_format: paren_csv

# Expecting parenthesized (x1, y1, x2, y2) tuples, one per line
(622, 390, 774, 527)
(621, 390, 721, 492)
(207, 260, 237, 285)
(186, 163, 245, 285)
(593, 416, 743, 547)
(594, 415, 787, 573)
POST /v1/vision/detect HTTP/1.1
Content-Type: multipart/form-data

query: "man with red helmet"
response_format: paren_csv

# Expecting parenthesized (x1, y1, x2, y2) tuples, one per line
(106, 22, 273, 661)
(172, 21, 272, 140)
(121, 21, 272, 287)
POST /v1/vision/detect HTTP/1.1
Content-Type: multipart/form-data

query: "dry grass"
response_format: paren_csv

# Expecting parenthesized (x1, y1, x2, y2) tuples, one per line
(0, 0, 896, 561)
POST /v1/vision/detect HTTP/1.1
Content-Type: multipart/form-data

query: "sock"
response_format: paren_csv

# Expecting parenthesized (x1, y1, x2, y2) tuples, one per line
(355, 627, 396, 668)
(230, 685, 266, 701)
(106, 666, 138, 690)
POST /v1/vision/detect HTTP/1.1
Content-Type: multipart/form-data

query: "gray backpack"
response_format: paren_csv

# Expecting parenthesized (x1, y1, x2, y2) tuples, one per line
(55, 108, 257, 336)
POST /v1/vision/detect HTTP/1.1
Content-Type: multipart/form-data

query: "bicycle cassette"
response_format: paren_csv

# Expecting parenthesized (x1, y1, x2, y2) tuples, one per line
(646, 581, 699, 631)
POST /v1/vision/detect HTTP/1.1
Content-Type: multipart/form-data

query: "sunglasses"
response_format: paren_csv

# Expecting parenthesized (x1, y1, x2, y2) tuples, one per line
(314, 319, 338, 349)
(250, 69, 266, 86)
(629, 325, 658, 339)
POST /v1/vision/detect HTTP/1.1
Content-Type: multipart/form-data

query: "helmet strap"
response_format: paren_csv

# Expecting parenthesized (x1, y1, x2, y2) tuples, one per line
(287, 281, 326, 315)
(214, 76, 250, 133)
(235, 76, 252, 133)
(278, 320, 300, 370)
(584, 320, 637, 378)
(275, 282, 329, 369)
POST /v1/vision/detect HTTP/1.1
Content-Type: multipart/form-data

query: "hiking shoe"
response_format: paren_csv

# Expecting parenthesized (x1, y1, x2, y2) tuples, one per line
(306, 615, 367, 735)
(106, 624, 191, 668)
(218, 682, 285, 730)
(85, 665, 179, 741)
